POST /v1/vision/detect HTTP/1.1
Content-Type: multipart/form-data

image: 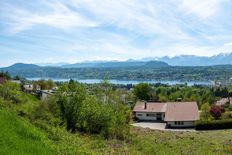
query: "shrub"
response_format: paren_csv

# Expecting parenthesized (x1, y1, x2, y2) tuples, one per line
(228, 105, 232, 111)
(200, 103, 212, 121)
(56, 81, 131, 140)
(210, 105, 225, 119)
(221, 112, 232, 120)
(195, 119, 232, 130)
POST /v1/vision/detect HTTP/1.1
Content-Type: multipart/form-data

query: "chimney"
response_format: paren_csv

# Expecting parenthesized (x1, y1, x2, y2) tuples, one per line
(144, 101, 147, 109)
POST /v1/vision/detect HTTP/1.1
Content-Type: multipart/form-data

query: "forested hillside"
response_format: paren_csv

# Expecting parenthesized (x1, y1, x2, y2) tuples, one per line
(2, 63, 232, 81)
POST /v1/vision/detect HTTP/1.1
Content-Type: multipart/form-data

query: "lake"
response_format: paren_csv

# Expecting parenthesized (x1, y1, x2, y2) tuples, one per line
(26, 78, 212, 86)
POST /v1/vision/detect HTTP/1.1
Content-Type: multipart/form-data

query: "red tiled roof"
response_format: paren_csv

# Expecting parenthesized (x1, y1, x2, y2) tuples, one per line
(164, 102, 199, 121)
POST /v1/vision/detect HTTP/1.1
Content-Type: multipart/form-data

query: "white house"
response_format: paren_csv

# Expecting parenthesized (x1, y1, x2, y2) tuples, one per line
(133, 102, 167, 121)
(133, 101, 199, 128)
(23, 84, 34, 93)
(40, 90, 55, 100)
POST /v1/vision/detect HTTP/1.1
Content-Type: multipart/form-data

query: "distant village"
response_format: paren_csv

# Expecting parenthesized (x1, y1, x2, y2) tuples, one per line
(0, 76, 57, 101)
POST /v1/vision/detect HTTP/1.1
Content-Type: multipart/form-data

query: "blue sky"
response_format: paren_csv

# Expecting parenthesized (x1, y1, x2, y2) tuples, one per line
(1, 0, 232, 67)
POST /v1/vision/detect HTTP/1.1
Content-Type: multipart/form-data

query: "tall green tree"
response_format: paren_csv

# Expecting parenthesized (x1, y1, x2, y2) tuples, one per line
(200, 103, 211, 121)
(133, 83, 152, 101)
(57, 82, 86, 131)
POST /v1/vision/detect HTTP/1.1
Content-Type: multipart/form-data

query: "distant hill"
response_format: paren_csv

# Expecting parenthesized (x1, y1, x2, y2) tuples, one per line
(155, 52, 232, 66)
(36, 62, 69, 67)
(0, 63, 42, 78)
(2, 60, 232, 81)
(0, 61, 169, 78)
(61, 52, 232, 67)
(144, 61, 169, 67)
(3, 63, 41, 71)
(62, 60, 169, 68)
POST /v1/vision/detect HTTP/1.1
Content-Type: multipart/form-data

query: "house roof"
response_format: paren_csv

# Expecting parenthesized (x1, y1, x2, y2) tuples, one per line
(164, 102, 199, 121)
(133, 102, 167, 113)
(40, 90, 55, 95)
(133, 101, 199, 121)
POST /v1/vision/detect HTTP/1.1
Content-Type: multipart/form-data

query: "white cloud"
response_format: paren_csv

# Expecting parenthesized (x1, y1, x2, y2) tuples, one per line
(224, 42, 232, 46)
(178, 0, 223, 20)
(0, 1, 98, 34)
(70, 0, 188, 39)
(0, 0, 232, 64)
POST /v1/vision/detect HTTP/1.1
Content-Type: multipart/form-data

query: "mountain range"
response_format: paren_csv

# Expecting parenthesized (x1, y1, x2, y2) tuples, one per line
(156, 53, 232, 66)
(61, 60, 169, 68)
(2, 60, 232, 82)
(32, 52, 232, 67)
(1, 61, 169, 71)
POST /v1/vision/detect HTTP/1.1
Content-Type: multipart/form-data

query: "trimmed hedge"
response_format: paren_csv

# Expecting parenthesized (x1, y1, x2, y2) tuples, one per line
(195, 119, 232, 130)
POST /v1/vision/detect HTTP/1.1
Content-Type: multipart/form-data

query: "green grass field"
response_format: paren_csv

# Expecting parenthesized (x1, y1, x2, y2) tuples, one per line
(0, 108, 55, 155)
(1, 106, 232, 155)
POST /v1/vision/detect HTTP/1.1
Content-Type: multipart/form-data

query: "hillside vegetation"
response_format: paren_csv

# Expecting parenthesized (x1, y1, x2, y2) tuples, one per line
(1, 106, 232, 155)
(1, 81, 232, 154)
(0, 108, 54, 155)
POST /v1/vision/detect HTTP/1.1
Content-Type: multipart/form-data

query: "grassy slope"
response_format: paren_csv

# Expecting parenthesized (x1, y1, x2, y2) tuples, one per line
(130, 128, 232, 155)
(1, 105, 232, 155)
(34, 121, 232, 155)
(1, 94, 232, 155)
(0, 108, 55, 155)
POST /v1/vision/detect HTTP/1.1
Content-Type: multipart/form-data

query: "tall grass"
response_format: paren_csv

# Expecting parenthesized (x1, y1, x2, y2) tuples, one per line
(0, 108, 54, 155)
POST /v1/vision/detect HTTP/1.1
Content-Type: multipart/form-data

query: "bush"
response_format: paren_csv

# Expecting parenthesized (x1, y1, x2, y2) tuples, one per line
(210, 105, 225, 119)
(221, 112, 232, 120)
(195, 119, 232, 130)
(228, 105, 232, 111)
(56, 81, 131, 140)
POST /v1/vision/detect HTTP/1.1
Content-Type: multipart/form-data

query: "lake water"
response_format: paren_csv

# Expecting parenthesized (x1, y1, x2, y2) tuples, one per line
(26, 77, 212, 86)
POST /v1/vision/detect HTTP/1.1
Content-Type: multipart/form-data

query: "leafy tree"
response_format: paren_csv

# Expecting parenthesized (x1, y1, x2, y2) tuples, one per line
(0, 71, 11, 80)
(200, 103, 211, 121)
(57, 82, 86, 131)
(133, 83, 152, 101)
(0, 82, 24, 103)
(13, 75, 21, 80)
(56, 81, 130, 139)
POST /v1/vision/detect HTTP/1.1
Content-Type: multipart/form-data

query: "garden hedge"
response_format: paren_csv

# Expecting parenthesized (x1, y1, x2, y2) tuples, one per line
(195, 119, 232, 130)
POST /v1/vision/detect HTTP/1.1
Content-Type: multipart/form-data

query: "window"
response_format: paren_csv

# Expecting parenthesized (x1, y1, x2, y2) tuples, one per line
(175, 121, 184, 125)
(137, 114, 143, 116)
(146, 113, 156, 117)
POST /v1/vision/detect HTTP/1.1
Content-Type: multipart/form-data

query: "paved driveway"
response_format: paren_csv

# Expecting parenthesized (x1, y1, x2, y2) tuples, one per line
(132, 122, 196, 132)
(132, 122, 166, 130)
